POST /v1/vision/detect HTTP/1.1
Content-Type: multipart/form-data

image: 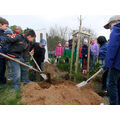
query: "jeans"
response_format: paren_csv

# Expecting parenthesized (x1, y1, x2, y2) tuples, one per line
(90, 54, 97, 69)
(7, 60, 13, 80)
(32, 62, 44, 81)
(0, 58, 6, 84)
(102, 69, 108, 91)
(107, 68, 120, 105)
(9, 57, 29, 86)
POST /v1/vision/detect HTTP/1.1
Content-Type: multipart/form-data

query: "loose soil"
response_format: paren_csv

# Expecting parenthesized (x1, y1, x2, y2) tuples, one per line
(21, 79, 106, 105)
(21, 62, 106, 105)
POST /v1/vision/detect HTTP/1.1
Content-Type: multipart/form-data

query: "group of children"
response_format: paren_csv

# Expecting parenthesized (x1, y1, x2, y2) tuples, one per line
(0, 17, 46, 90)
(55, 36, 107, 74)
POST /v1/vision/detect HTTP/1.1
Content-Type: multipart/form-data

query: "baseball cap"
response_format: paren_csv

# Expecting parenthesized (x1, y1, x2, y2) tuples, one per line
(40, 39, 46, 46)
(104, 15, 120, 29)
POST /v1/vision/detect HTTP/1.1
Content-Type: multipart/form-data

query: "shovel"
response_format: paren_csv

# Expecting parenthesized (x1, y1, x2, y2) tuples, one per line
(0, 53, 50, 80)
(30, 53, 47, 80)
(76, 69, 101, 88)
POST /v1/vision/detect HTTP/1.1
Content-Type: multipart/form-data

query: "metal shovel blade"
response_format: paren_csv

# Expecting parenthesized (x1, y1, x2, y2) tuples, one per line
(76, 81, 88, 87)
(40, 73, 47, 80)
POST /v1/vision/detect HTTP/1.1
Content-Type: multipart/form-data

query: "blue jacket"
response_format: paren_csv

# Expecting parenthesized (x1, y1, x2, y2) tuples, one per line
(0, 29, 8, 58)
(100, 42, 108, 60)
(82, 45, 88, 58)
(103, 23, 120, 70)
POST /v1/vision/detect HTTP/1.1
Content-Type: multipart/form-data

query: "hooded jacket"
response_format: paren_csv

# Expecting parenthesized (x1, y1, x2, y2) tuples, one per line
(103, 23, 120, 70)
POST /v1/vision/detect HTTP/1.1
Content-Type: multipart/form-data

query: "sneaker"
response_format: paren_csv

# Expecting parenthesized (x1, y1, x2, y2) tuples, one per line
(25, 80, 31, 83)
(13, 85, 19, 90)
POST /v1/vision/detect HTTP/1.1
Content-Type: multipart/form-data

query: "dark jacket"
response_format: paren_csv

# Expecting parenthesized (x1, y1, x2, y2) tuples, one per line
(0, 29, 8, 58)
(68, 39, 77, 50)
(82, 44, 88, 58)
(30, 42, 46, 63)
(0, 34, 30, 62)
(103, 23, 120, 70)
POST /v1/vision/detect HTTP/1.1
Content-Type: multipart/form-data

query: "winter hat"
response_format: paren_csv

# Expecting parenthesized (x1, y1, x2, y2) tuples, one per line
(84, 38, 88, 43)
(40, 39, 46, 46)
(104, 15, 120, 29)
(4, 28, 13, 35)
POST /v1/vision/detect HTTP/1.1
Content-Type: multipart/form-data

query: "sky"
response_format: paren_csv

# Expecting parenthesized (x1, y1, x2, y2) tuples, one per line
(1, 0, 120, 41)
(1, 15, 112, 40)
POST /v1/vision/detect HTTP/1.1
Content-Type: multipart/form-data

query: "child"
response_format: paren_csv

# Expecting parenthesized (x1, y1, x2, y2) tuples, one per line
(97, 36, 108, 91)
(0, 30, 36, 90)
(63, 41, 70, 63)
(55, 41, 63, 62)
(11, 26, 22, 38)
(4, 28, 13, 81)
(97, 36, 108, 64)
(81, 39, 88, 74)
(30, 39, 46, 81)
(0, 17, 9, 89)
(90, 38, 99, 69)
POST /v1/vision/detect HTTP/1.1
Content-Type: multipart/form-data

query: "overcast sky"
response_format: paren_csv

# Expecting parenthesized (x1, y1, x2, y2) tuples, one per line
(1, 0, 119, 40)
(1, 15, 112, 40)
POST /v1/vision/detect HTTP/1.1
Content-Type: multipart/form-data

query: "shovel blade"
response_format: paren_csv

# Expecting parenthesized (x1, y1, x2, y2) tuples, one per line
(76, 81, 87, 87)
(40, 74, 47, 80)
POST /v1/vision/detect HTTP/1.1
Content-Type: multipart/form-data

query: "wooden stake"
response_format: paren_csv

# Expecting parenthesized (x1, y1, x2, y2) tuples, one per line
(70, 30, 76, 78)
(87, 30, 91, 74)
(75, 15, 82, 74)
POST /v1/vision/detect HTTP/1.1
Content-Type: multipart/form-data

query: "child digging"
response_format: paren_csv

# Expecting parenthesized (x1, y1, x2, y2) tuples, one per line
(29, 39, 46, 81)
(0, 30, 36, 90)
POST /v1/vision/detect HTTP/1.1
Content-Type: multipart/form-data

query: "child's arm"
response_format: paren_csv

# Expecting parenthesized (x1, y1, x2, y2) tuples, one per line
(0, 35, 19, 48)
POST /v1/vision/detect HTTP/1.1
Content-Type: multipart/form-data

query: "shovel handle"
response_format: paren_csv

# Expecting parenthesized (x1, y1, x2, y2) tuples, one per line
(86, 69, 101, 83)
(30, 53, 41, 72)
(0, 53, 43, 73)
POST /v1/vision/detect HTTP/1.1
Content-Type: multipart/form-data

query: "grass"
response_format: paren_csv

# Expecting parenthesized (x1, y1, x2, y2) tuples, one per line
(0, 81, 25, 105)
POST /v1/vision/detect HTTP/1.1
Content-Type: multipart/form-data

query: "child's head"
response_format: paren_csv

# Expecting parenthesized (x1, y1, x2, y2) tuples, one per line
(104, 15, 120, 30)
(65, 41, 69, 47)
(4, 28, 13, 37)
(0, 17, 9, 31)
(14, 26, 22, 34)
(58, 41, 62, 46)
(40, 39, 46, 48)
(97, 36, 107, 46)
(73, 35, 77, 41)
(84, 39, 88, 45)
(25, 30, 36, 42)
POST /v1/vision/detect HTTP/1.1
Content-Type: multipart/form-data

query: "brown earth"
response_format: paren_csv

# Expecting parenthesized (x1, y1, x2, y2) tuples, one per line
(44, 62, 62, 78)
(21, 62, 105, 105)
(21, 79, 106, 105)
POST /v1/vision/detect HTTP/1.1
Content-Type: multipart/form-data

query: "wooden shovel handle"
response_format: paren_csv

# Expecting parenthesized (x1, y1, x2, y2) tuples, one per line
(30, 53, 41, 72)
(0, 53, 43, 73)
(86, 69, 101, 83)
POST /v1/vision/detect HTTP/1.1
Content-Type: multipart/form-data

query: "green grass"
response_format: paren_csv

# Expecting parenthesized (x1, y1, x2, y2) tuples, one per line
(0, 81, 25, 105)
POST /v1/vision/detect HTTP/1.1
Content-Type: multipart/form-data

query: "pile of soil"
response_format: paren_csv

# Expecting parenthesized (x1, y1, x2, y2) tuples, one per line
(44, 62, 61, 78)
(21, 79, 106, 105)
(44, 62, 73, 80)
